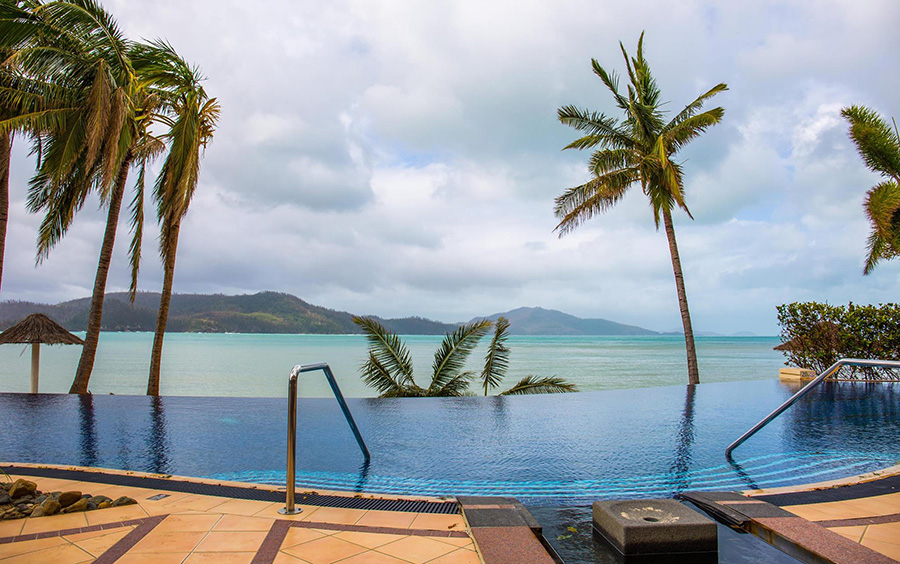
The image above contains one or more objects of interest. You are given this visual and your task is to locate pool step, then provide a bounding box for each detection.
[457,496,562,564]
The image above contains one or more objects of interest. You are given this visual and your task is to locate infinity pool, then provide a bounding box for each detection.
[1,379,897,506]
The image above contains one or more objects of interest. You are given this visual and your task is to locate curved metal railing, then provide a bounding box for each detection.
[280,363,371,515]
[725,358,900,458]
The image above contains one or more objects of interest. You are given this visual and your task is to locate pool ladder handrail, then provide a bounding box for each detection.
[725,358,900,458]
[280,363,371,515]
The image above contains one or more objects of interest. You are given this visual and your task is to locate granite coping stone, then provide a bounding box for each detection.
[593,499,718,556]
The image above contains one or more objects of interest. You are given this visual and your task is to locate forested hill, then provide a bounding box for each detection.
[0,291,457,335]
[479,306,658,335]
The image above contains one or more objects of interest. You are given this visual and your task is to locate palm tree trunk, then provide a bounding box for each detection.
[70,153,133,394]
[662,208,700,385]
[147,217,180,396]
[0,132,11,296]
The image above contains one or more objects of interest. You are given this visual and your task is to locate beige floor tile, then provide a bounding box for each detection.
[116,551,190,564]
[20,512,88,535]
[282,534,367,564]
[0,518,25,539]
[250,502,284,517]
[354,510,416,530]
[862,538,900,561]
[156,495,232,513]
[409,513,464,532]
[862,522,900,544]
[65,526,134,557]
[333,530,406,549]
[337,551,409,564]
[253,504,320,521]
[273,552,312,564]
[154,513,223,533]
[129,530,207,553]
[183,551,256,564]
[212,514,275,532]
[432,536,475,549]
[281,527,329,548]
[210,498,273,517]
[0,536,68,559]
[376,536,457,563]
[297,507,364,526]
[847,498,900,517]
[84,504,149,526]
[827,525,867,544]
[0,542,93,564]
[427,547,482,564]
[194,530,268,552]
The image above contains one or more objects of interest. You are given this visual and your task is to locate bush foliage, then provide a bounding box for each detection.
[776,302,900,373]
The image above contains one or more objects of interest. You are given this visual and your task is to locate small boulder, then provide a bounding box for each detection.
[57,491,82,508]
[41,499,61,516]
[8,479,36,499]
[110,496,137,507]
[88,495,112,505]
[97,501,111,509]
[0,493,10,505]
[30,506,45,518]
[61,498,89,513]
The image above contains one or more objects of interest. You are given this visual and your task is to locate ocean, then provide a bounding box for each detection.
[0,333,784,397]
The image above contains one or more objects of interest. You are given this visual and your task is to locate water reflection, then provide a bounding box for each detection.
[354,460,371,492]
[147,396,170,474]
[669,385,695,494]
[78,394,98,467]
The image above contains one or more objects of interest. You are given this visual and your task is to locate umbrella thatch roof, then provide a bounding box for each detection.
[0,313,84,345]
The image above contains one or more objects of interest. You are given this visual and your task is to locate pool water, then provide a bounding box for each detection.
[1,379,897,506]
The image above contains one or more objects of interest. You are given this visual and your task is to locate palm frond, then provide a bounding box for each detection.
[352,316,416,388]
[500,375,578,395]
[480,317,510,395]
[666,83,728,130]
[428,319,491,395]
[842,106,900,182]
[429,370,476,397]
[553,168,638,236]
[360,352,423,398]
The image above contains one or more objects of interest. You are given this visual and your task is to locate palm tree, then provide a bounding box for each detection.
[0,0,159,393]
[554,33,726,385]
[841,105,900,274]
[133,40,219,396]
[354,316,578,397]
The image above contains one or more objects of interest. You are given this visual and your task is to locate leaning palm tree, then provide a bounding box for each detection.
[134,40,219,396]
[354,316,577,397]
[841,105,900,274]
[554,33,726,385]
[0,0,159,393]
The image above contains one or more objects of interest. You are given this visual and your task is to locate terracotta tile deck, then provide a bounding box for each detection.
[747,467,900,563]
[0,471,478,564]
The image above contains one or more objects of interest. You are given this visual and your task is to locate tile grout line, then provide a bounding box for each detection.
[92,514,168,564]
[0,515,156,545]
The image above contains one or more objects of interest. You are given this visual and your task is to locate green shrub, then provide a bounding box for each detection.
[776,302,900,375]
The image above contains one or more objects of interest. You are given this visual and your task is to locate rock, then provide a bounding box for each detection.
[41,499,61,516]
[86,501,97,511]
[34,494,47,504]
[57,491,82,508]
[111,496,137,507]
[88,495,112,505]
[0,493,10,504]
[30,506,45,518]
[61,498,88,513]
[8,479,36,499]
[97,501,111,509]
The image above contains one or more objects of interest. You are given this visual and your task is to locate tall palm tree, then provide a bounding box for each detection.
[134,40,219,396]
[354,316,577,397]
[0,0,158,393]
[554,33,726,385]
[841,105,900,274]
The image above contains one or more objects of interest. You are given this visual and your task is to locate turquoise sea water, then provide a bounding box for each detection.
[0,333,783,397]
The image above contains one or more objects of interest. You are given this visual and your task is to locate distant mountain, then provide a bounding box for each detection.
[0,292,457,335]
[476,306,657,336]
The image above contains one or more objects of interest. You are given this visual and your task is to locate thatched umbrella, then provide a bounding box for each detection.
[0,313,84,393]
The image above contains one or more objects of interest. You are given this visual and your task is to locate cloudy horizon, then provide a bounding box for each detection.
[2,0,899,335]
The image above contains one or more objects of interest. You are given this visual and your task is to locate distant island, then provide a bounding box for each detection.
[0,291,669,336]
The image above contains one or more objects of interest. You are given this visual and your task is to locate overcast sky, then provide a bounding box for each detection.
[3,0,899,335]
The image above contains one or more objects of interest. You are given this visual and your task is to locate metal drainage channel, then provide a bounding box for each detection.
[1,465,459,515]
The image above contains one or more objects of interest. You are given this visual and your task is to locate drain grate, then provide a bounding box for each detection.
[2,465,459,514]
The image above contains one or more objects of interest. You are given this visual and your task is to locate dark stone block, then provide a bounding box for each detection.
[593,499,718,556]
[465,508,528,528]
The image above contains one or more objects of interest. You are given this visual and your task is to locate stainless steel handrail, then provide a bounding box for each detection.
[280,363,371,515]
[725,358,900,458]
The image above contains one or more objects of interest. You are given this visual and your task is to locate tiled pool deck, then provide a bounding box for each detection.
[3,463,900,563]
[0,466,480,564]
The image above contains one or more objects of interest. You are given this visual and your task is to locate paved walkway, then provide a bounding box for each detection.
[0,471,479,564]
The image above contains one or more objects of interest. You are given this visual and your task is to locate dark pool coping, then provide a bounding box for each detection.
[2,463,459,514]
[750,473,900,506]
